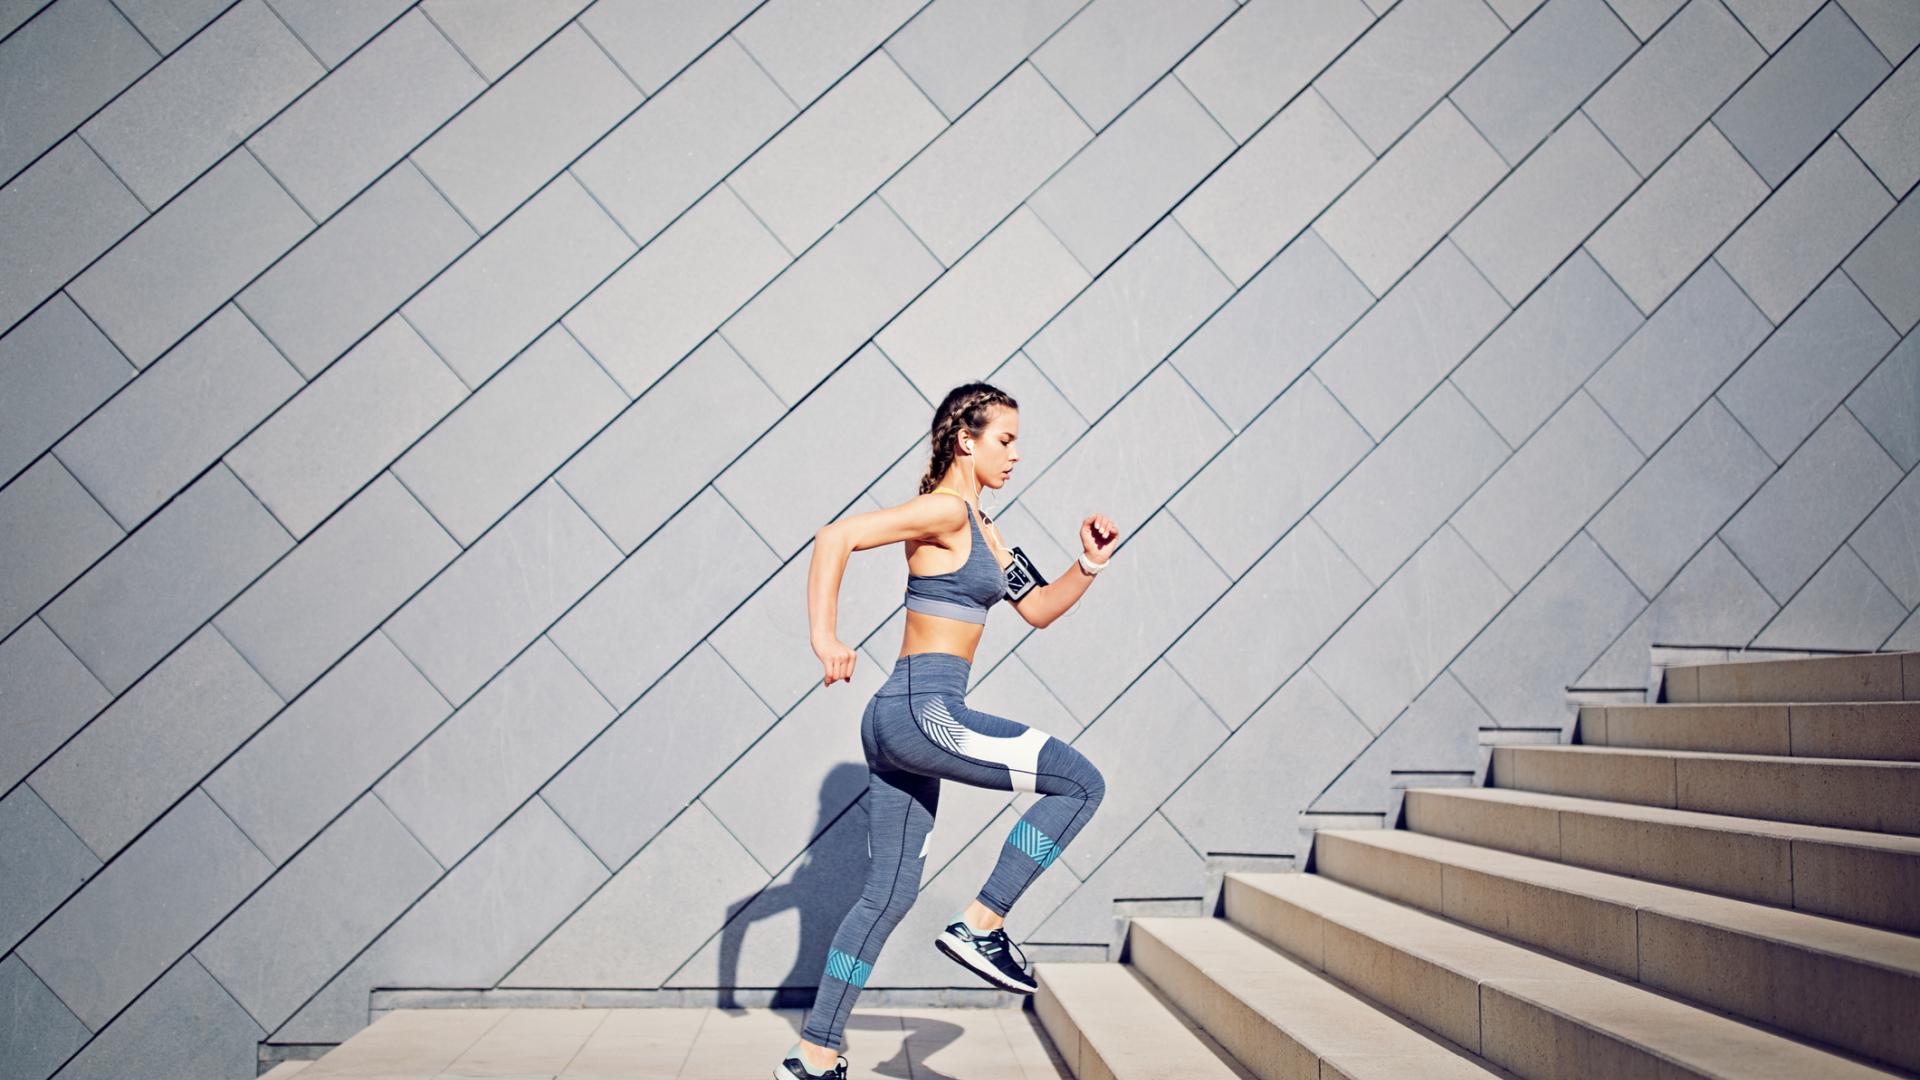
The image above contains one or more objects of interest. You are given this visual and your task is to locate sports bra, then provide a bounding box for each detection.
[903,486,1007,624]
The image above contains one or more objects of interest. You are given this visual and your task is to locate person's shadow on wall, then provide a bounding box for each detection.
[713,763,965,1079]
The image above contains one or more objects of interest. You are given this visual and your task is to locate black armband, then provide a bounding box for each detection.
[1004,545,1047,600]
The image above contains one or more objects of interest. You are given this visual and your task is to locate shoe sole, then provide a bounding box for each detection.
[934,932,1037,995]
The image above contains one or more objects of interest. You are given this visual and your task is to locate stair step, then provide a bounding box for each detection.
[1664,651,1916,705]
[1580,702,1920,761]
[1126,915,1506,1080]
[1491,744,1920,834]
[1223,873,1898,1079]
[1403,787,1920,934]
[1034,960,1247,1079]
[1315,829,1920,1072]
[259,1065,312,1079]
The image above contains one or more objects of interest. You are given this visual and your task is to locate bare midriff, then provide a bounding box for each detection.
[898,609,988,665]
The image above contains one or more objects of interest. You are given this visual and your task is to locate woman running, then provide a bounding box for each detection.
[775,381,1120,1079]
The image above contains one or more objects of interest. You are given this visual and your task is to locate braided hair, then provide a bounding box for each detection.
[919,382,1019,495]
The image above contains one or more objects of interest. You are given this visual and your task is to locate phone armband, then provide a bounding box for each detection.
[1004,545,1047,600]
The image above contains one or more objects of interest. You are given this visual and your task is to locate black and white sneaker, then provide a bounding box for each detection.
[934,919,1038,994]
[773,1048,847,1080]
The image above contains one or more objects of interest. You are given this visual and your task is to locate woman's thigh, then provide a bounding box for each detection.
[873,689,1060,793]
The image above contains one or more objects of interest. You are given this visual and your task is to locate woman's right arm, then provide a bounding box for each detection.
[808,494,966,686]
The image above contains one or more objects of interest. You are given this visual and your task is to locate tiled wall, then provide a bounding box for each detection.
[2,0,1916,1074]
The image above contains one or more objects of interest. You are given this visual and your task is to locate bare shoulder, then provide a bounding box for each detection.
[830,490,966,552]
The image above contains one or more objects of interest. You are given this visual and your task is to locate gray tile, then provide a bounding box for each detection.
[16,788,271,1030]
[193,793,439,1029]
[1316,0,1509,154]
[1850,465,1920,608]
[249,10,484,220]
[1311,381,1512,585]
[1841,41,1919,197]
[0,952,88,1080]
[0,295,133,483]
[1453,113,1640,306]
[385,480,621,706]
[111,0,228,52]
[225,316,466,539]
[1839,0,1920,63]
[1845,194,1920,336]
[28,625,279,861]
[729,52,946,255]
[1588,398,1774,596]
[544,645,775,868]
[0,0,56,37]
[548,487,777,708]
[1015,512,1231,724]
[67,150,312,368]
[1585,123,1769,316]
[1754,545,1908,649]
[419,0,587,80]
[377,637,614,866]
[1585,261,1773,454]
[1584,0,1765,175]
[562,183,785,397]
[0,136,147,335]
[1847,332,1920,469]
[394,325,625,546]
[1722,0,1821,50]
[203,632,450,865]
[1025,219,1232,419]
[560,336,782,554]
[881,0,1086,120]
[1451,0,1639,165]
[1174,0,1375,143]
[1452,250,1644,447]
[1312,671,1487,811]
[733,0,922,106]
[1168,518,1373,727]
[0,457,121,641]
[1315,240,1511,440]
[80,0,322,207]
[1315,100,1509,296]
[1310,524,1512,731]
[413,24,642,233]
[1171,376,1373,579]
[1606,0,1689,39]
[1451,531,1644,726]
[1027,76,1235,273]
[1454,390,1645,591]
[1161,667,1372,854]
[1034,812,1209,943]
[1715,3,1889,187]
[275,797,605,1042]
[571,36,794,246]
[238,161,476,378]
[0,619,109,797]
[214,473,457,699]
[41,465,291,693]
[879,63,1092,266]
[720,196,943,405]
[1030,0,1235,131]
[501,801,763,987]
[1485,0,1549,25]
[45,955,263,1080]
[407,172,637,388]
[1169,229,1374,432]
[1582,537,1777,684]
[1889,604,1920,650]
[876,207,1090,402]
[1721,407,1903,602]
[0,0,155,184]
[1172,88,1374,285]
[264,0,411,67]
[54,306,301,528]
[1719,273,1899,464]
[1717,135,1896,324]
[0,785,98,958]
[580,0,756,93]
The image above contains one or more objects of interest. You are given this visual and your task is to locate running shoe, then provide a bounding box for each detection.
[773,1047,847,1079]
[934,918,1037,994]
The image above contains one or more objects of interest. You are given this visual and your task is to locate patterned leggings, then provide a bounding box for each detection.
[799,650,1106,1050]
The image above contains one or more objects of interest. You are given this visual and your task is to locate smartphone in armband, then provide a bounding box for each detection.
[1003,545,1047,600]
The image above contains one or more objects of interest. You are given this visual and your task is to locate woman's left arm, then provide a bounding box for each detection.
[1006,513,1120,629]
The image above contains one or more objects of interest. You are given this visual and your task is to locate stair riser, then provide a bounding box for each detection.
[1405,791,1920,935]
[1585,703,1920,761]
[1317,833,1920,1072]
[1033,977,1089,1079]
[1665,652,1915,705]
[1127,925,1322,1080]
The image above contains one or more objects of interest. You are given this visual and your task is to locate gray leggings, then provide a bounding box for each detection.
[800,651,1106,1050]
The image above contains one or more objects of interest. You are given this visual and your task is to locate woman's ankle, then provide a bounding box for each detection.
[797,1039,837,1070]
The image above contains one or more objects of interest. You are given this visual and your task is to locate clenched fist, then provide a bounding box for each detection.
[1081,514,1121,563]
[813,635,857,687]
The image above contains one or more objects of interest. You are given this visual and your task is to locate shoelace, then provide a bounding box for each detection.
[981,927,1030,973]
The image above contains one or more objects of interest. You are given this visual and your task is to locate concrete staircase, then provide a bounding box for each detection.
[1034,651,1920,1079]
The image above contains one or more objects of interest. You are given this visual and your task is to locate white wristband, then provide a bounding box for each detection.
[1078,552,1108,575]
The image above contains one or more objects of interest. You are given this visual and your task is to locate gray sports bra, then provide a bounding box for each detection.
[903,488,1007,624]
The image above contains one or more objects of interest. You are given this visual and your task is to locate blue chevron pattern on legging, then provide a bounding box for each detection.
[1007,820,1059,868]
[824,947,872,987]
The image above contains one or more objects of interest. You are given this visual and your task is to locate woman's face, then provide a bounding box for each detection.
[968,407,1020,489]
